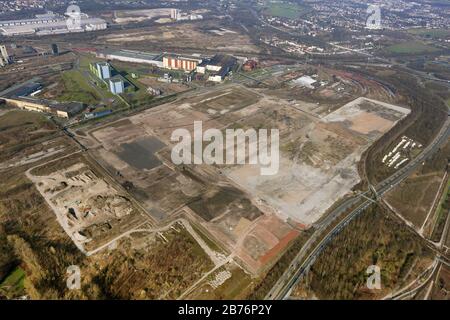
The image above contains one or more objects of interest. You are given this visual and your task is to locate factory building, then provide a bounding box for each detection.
[96,50,164,68]
[163,54,203,72]
[197,54,237,82]
[97,62,111,80]
[0,12,107,36]
[0,80,84,118]
[109,78,125,95]
[90,62,112,80]
[0,12,60,27]
[88,61,129,95]
[1,96,84,118]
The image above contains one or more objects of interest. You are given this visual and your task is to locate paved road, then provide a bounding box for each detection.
[266,117,450,300]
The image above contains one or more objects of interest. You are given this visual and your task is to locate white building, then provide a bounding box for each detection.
[96,62,111,80]
[109,78,124,95]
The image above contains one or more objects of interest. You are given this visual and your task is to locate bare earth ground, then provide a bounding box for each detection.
[385,139,450,234]
[113,9,172,24]
[226,96,410,225]
[0,110,219,299]
[431,264,450,300]
[27,155,147,254]
[96,23,261,53]
[74,84,409,273]
[386,173,444,229]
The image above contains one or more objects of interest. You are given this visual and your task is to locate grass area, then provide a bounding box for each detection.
[0,109,48,131]
[431,178,450,242]
[191,224,226,255]
[386,173,443,228]
[0,110,58,162]
[191,265,253,300]
[219,268,252,299]
[59,70,101,105]
[385,41,440,55]
[264,1,308,19]
[79,55,102,69]
[0,109,49,129]
[407,28,450,39]
[56,54,124,108]
[0,267,26,298]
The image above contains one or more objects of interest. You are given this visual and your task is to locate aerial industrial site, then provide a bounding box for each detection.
[0,0,449,306]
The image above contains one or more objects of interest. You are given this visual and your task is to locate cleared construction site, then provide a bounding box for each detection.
[61,83,411,273]
[226,96,410,225]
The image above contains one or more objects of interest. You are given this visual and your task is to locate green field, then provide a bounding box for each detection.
[59,70,102,105]
[264,1,307,19]
[191,224,226,255]
[58,54,129,108]
[0,267,26,298]
[407,28,450,39]
[386,41,440,55]
[0,109,49,128]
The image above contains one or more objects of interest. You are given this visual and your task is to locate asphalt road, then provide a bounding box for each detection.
[266,117,450,300]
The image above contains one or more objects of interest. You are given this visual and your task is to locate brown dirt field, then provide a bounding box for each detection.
[446,228,450,247]
[96,23,260,53]
[350,112,394,135]
[431,265,450,300]
[386,173,444,228]
[234,214,302,273]
[259,230,300,265]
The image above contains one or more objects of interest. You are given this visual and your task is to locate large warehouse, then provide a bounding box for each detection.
[0,12,107,36]
[163,54,203,72]
[96,49,165,68]
[197,54,238,82]
[0,80,84,118]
